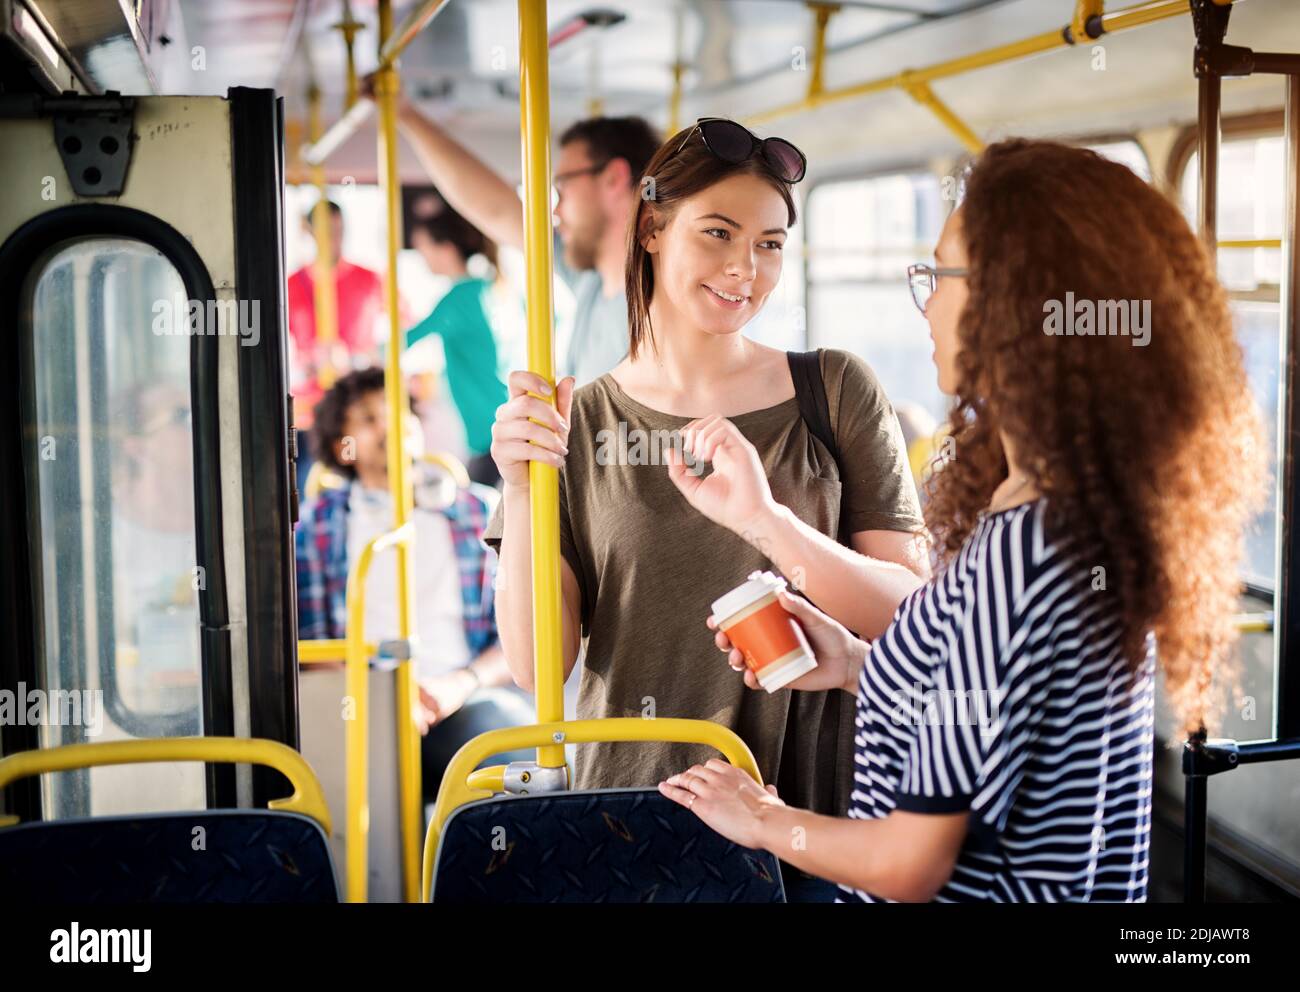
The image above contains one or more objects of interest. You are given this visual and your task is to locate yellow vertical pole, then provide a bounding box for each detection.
[374,0,423,902]
[807,3,838,100]
[668,62,683,134]
[519,0,565,769]
[342,546,371,902]
[336,0,362,111]
[668,7,684,133]
[308,83,339,390]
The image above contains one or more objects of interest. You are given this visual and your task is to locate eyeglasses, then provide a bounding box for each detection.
[552,160,609,192]
[907,262,968,313]
[673,117,807,184]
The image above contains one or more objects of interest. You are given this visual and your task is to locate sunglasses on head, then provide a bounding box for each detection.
[672,117,807,184]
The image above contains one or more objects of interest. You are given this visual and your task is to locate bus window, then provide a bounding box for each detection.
[805,170,946,430]
[1181,134,1284,592]
[21,237,205,817]
[1086,139,1152,181]
[1144,130,1299,878]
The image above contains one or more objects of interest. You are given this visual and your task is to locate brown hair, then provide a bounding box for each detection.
[410,208,498,270]
[625,125,798,359]
[559,116,662,188]
[926,138,1265,737]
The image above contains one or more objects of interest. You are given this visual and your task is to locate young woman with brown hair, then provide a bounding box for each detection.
[485,119,930,901]
[659,138,1265,902]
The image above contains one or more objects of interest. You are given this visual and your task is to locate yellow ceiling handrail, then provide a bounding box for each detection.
[746,0,1231,129]
[379,0,452,67]
[302,0,452,167]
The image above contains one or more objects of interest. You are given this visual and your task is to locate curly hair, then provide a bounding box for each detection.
[309,366,386,477]
[924,139,1266,737]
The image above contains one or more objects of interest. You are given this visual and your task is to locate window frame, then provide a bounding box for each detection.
[803,130,1153,316]
[0,204,232,820]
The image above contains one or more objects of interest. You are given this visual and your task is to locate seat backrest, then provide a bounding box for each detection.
[431,787,786,903]
[0,810,340,903]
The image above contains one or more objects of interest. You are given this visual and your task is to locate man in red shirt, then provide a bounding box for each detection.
[287,199,385,445]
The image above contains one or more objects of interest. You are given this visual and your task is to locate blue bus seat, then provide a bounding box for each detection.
[430,787,786,903]
[0,809,340,903]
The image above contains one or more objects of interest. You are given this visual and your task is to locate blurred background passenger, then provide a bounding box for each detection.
[294,368,533,805]
[287,199,388,480]
[405,210,509,487]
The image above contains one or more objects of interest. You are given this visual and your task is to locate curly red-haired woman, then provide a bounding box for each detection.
[661,139,1264,903]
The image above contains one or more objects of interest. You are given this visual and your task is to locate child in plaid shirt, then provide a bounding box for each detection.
[295,368,532,801]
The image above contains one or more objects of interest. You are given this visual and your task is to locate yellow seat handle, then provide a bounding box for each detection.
[422,718,763,901]
[0,737,332,834]
[421,451,470,489]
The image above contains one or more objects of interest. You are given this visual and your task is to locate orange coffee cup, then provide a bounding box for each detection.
[711,571,817,692]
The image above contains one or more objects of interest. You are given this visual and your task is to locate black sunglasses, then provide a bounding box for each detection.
[673,117,807,184]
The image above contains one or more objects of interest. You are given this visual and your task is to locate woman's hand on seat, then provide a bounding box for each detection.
[490,371,573,490]
[666,415,776,537]
[659,759,783,850]
[711,589,870,695]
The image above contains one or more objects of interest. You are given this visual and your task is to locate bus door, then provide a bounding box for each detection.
[0,89,299,822]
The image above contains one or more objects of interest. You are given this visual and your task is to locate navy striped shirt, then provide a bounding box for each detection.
[840,499,1155,903]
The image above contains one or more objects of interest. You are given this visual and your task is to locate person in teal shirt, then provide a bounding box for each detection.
[407,211,509,486]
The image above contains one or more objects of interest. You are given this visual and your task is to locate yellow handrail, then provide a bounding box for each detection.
[302,461,347,500]
[807,3,838,101]
[307,83,340,391]
[420,718,764,901]
[0,737,332,834]
[379,0,452,66]
[341,520,413,902]
[302,0,452,166]
[298,637,377,665]
[519,0,566,770]
[746,0,1228,129]
[1235,613,1274,634]
[335,0,363,111]
[374,0,424,905]
[422,450,471,489]
[668,5,685,134]
[1218,239,1282,250]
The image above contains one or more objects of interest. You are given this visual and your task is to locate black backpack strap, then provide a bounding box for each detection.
[787,349,840,465]
[782,350,857,828]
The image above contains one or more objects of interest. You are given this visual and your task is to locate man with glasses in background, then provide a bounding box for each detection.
[377,83,660,385]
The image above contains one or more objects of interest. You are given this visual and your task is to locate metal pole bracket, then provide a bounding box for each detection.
[1182,735,1241,778]
[50,92,136,197]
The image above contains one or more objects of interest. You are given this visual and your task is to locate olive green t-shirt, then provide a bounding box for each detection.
[483,348,924,816]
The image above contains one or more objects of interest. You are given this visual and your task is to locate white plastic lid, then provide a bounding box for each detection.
[711,570,787,623]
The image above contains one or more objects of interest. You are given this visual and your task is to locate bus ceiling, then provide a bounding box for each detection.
[12,2,1300,182]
